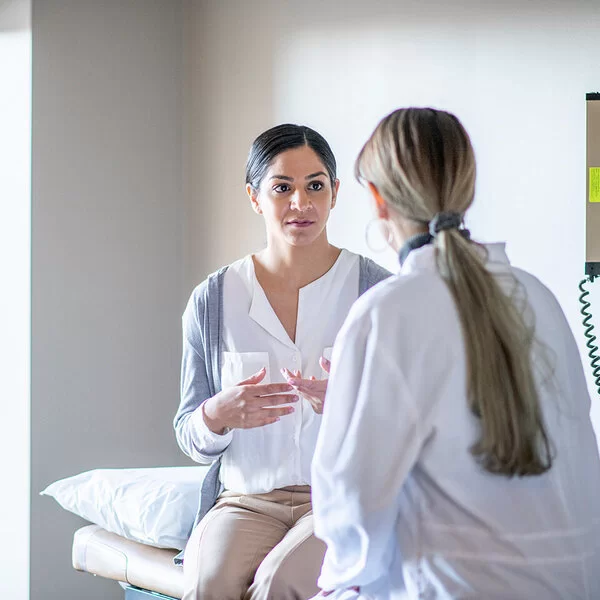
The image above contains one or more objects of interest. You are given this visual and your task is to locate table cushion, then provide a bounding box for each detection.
[72,525,184,599]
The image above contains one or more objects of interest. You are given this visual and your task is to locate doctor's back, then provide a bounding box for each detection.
[363,244,600,597]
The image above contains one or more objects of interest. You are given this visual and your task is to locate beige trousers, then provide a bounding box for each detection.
[182,485,326,600]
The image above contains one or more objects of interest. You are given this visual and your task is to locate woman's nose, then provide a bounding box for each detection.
[291,190,310,211]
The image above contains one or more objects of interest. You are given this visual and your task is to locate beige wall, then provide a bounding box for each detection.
[31,1,186,598]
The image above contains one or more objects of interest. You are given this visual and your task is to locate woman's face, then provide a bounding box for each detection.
[247,145,339,248]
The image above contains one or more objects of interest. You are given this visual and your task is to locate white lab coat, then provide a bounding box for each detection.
[311,243,600,599]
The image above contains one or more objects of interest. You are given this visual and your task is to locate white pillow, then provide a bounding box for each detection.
[41,466,210,550]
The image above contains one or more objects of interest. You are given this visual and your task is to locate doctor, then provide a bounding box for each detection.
[174,123,390,600]
[311,107,600,599]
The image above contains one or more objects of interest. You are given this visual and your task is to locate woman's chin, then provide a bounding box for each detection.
[283,232,324,247]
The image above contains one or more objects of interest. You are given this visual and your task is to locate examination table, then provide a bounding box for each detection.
[72,524,183,599]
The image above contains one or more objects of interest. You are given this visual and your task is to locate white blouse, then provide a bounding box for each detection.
[195,249,360,495]
[312,243,600,599]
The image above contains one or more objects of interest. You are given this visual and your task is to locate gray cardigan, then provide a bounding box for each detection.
[174,255,391,532]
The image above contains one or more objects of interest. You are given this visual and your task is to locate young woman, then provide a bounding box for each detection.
[174,124,390,600]
[311,108,600,599]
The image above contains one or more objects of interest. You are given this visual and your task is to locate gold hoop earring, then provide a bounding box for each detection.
[365,218,392,253]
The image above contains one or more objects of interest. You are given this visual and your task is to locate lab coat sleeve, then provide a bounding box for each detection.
[174,287,233,464]
[311,307,423,591]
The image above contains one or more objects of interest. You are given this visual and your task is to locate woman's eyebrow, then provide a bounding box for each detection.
[306,171,327,180]
[268,171,326,182]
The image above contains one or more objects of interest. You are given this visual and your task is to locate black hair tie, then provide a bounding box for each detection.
[428,212,463,237]
[398,214,471,266]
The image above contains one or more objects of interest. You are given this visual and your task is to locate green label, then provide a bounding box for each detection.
[590,167,600,203]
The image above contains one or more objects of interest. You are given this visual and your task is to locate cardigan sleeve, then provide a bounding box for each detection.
[359,256,392,296]
[173,282,232,464]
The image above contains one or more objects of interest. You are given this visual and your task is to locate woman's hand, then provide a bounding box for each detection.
[282,357,331,415]
[203,368,298,433]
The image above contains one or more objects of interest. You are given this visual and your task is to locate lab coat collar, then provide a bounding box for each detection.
[400,241,511,276]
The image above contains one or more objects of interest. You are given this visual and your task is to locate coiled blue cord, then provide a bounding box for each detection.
[579,277,600,396]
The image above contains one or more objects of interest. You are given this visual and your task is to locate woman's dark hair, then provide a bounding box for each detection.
[245,124,337,191]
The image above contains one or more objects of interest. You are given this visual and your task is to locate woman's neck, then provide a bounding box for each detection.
[254,235,341,291]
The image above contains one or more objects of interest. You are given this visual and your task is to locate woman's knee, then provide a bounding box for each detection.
[247,538,325,600]
[183,502,284,600]
[182,511,247,599]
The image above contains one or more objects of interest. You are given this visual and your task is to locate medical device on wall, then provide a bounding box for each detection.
[579,93,600,396]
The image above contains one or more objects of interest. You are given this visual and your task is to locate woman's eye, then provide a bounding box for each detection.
[273,184,291,193]
[308,181,324,191]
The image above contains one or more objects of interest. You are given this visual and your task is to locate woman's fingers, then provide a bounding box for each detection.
[252,382,294,395]
[287,378,327,394]
[254,393,298,406]
[237,367,267,385]
[241,406,295,429]
[319,356,331,373]
[282,367,303,380]
[260,405,295,418]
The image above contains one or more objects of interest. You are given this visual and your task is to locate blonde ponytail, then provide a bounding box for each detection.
[356,108,552,477]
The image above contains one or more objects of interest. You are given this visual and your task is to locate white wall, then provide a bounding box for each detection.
[31,1,186,598]
[0,0,31,597]
[186,0,600,431]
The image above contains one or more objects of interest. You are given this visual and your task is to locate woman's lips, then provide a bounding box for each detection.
[287,220,314,228]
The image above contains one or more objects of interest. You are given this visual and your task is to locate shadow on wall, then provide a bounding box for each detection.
[184,0,277,288]
[0,0,29,32]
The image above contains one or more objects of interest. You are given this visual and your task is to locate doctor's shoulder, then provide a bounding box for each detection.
[509,266,574,334]
[343,269,439,334]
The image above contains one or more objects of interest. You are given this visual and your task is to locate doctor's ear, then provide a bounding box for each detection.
[246,183,263,215]
[367,182,389,220]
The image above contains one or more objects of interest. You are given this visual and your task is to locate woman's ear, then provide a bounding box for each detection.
[367,182,389,220]
[330,179,340,209]
[246,183,262,215]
